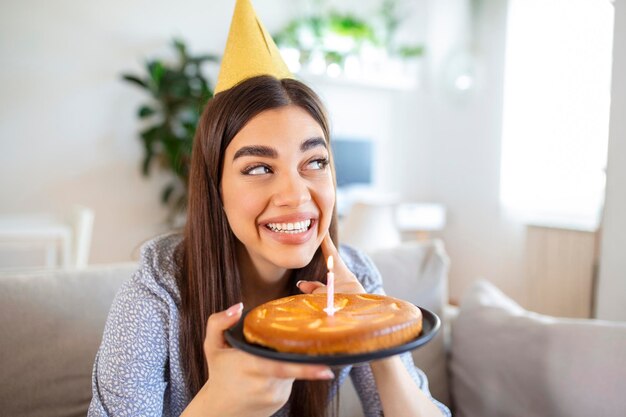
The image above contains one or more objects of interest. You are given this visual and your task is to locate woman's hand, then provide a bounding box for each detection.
[297,234,366,295]
[182,303,335,417]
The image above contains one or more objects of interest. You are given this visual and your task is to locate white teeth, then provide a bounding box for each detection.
[266,219,313,233]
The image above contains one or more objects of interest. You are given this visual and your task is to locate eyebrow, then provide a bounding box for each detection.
[233,145,277,160]
[300,137,327,152]
[232,137,327,160]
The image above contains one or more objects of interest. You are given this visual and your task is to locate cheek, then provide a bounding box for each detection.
[317,179,336,226]
[221,184,266,236]
[240,195,266,223]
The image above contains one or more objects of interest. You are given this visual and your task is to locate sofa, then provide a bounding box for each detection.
[2,240,626,417]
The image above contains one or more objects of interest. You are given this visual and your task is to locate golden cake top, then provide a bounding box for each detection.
[243,293,423,354]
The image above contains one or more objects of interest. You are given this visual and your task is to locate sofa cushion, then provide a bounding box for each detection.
[450,280,626,417]
[0,264,136,417]
[337,240,451,417]
[369,240,450,406]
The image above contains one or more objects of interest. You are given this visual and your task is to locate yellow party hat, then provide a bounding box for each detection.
[215,0,294,94]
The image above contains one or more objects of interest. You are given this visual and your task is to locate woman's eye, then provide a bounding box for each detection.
[243,165,271,176]
[305,158,329,171]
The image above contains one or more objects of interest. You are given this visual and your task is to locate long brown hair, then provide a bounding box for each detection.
[176,75,339,417]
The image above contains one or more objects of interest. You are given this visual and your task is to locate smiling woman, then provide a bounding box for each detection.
[87,0,449,416]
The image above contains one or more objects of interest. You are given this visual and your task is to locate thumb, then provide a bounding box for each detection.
[321,234,349,277]
[204,302,244,352]
[321,233,340,266]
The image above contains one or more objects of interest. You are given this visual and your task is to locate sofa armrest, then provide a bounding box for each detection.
[0,263,137,417]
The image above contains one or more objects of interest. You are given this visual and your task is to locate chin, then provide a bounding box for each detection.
[268,247,317,269]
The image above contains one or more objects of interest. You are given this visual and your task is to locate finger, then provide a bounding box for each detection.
[204,302,244,352]
[272,363,334,381]
[321,233,356,281]
[321,233,351,275]
[320,233,340,263]
[320,234,366,294]
[296,280,326,294]
[253,357,335,380]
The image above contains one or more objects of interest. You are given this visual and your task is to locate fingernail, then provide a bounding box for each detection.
[316,369,334,379]
[296,280,305,288]
[226,302,243,317]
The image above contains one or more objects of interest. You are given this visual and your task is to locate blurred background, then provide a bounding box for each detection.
[1,0,624,321]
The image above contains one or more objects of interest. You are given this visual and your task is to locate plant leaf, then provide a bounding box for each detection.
[148,60,166,91]
[138,105,156,118]
[188,54,220,64]
[121,74,148,89]
[141,151,153,176]
[173,38,187,60]
[161,183,175,203]
[397,44,425,58]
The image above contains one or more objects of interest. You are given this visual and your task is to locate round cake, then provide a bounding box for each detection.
[243,293,422,355]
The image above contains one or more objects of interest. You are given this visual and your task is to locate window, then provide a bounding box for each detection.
[500,0,614,230]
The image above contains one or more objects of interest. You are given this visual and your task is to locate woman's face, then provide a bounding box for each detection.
[220,104,335,275]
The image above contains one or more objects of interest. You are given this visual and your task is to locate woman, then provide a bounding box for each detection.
[88,75,450,417]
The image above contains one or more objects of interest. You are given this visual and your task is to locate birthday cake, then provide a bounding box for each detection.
[243,293,422,355]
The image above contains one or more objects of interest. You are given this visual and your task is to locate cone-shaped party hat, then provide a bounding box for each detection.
[214,0,294,94]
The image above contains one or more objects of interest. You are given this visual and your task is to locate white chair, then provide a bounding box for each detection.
[0,205,94,269]
[65,205,94,268]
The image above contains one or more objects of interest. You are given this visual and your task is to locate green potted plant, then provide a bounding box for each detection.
[272,0,424,74]
[122,39,218,224]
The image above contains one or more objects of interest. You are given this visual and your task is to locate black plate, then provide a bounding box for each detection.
[224,306,440,366]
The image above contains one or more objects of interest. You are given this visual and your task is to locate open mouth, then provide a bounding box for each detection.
[265,219,314,234]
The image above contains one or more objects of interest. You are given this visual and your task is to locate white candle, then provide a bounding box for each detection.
[325,255,335,316]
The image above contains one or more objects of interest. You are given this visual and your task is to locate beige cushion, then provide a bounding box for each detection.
[369,240,450,406]
[338,240,451,417]
[450,280,626,417]
[0,264,136,417]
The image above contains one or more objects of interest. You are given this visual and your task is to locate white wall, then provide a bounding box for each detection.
[0,0,297,263]
[596,0,626,321]
[415,0,529,302]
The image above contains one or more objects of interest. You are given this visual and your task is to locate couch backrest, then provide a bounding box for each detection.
[368,239,449,318]
[451,280,626,417]
[369,239,451,406]
[0,263,136,417]
[337,239,451,417]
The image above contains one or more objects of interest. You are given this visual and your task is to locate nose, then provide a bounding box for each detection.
[271,170,311,207]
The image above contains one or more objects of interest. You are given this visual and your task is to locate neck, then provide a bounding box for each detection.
[237,244,292,308]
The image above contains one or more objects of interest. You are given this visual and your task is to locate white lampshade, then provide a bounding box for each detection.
[340,201,401,253]
[395,203,446,232]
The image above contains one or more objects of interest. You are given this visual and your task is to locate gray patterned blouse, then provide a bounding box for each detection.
[88,233,450,416]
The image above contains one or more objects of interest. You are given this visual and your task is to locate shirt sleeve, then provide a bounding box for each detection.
[88,252,171,416]
[340,245,451,417]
